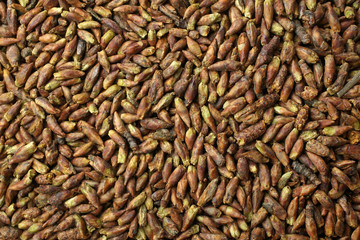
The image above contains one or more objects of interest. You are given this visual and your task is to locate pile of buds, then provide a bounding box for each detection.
[1,0,360,239]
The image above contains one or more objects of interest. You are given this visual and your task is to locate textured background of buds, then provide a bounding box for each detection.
[1,0,360,239]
